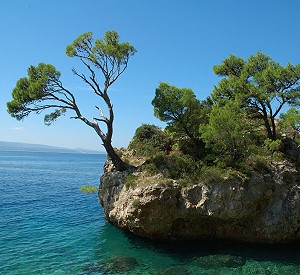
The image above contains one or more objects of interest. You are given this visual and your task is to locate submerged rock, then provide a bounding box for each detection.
[102,256,139,273]
[81,261,104,274]
[99,160,300,244]
[81,256,139,274]
[156,266,189,274]
[192,254,246,269]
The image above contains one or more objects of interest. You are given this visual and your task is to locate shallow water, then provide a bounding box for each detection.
[0,151,299,274]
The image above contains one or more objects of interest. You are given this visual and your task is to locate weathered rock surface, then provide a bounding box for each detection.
[99,160,300,243]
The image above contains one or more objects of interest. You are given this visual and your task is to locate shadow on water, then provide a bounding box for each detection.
[83,222,300,274]
[100,223,300,264]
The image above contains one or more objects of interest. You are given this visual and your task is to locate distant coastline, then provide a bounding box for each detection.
[0,141,105,154]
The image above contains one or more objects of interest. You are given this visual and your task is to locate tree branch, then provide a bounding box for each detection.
[80,58,103,96]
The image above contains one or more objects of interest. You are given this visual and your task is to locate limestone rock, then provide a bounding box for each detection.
[99,161,300,243]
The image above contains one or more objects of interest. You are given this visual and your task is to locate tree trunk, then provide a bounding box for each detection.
[261,113,274,140]
[102,140,135,172]
[270,116,277,140]
[91,122,134,172]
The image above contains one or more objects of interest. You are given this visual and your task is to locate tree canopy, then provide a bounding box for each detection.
[151,82,210,145]
[200,100,253,165]
[128,124,171,156]
[7,30,136,171]
[212,52,300,140]
[280,107,300,139]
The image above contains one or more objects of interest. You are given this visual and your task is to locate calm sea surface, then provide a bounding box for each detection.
[0,151,299,274]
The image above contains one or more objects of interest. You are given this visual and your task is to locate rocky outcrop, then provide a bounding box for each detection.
[99,160,300,243]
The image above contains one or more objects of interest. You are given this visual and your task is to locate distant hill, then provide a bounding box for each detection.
[0,141,104,154]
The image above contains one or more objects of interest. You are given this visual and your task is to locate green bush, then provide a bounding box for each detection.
[176,138,206,159]
[247,154,272,174]
[125,174,139,190]
[264,138,282,153]
[79,184,98,194]
[200,100,254,166]
[142,153,200,181]
[128,124,171,157]
[199,165,243,184]
[141,161,160,176]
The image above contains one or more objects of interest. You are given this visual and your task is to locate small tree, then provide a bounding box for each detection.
[7,31,136,171]
[213,52,300,140]
[152,82,210,147]
[200,100,253,165]
[280,107,300,139]
[128,124,171,156]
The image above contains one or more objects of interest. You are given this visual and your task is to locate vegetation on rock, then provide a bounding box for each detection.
[79,184,98,194]
[97,53,300,244]
[212,52,300,141]
[128,124,171,157]
[8,38,300,177]
[122,52,300,188]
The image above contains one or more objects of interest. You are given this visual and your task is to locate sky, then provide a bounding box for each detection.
[1,0,300,151]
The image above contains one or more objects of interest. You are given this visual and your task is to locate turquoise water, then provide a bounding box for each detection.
[0,151,299,274]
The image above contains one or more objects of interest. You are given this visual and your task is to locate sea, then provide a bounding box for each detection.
[0,150,299,274]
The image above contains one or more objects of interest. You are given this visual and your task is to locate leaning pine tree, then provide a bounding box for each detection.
[212,52,300,140]
[7,31,136,171]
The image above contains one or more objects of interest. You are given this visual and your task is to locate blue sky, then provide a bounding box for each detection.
[1,0,300,151]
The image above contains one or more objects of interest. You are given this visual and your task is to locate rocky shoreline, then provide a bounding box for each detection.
[99,160,300,244]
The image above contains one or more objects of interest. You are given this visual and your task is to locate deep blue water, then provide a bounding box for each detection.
[0,151,299,274]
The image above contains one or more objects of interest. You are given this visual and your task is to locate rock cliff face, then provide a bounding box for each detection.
[99,160,300,243]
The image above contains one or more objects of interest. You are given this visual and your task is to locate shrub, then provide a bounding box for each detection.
[247,154,272,174]
[199,165,244,184]
[176,137,206,159]
[125,174,139,189]
[128,124,171,157]
[200,100,254,166]
[264,138,282,153]
[142,153,200,181]
[141,161,160,176]
[79,184,98,194]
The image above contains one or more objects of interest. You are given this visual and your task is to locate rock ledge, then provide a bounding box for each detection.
[99,161,300,243]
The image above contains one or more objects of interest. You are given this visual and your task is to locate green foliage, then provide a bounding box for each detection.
[272,152,285,162]
[93,31,136,64]
[200,100,253,166]
[264,138,282,153]
[199,165,243,184]
[44,108,66,126]
[261,139,285,162]
[128,52,300,185]
[280,107,300,139]
[128,124,171,156]
[175,138,206,159]
[213,54,245,77]
[212,52,300,140]
[66,32,93,57]
[142,153,200,181]
[7,30,136,126]
[152,82,210,146]
[125,174,139,190]
[247,154,272,174]
[7,30,136,171]
[79,184,98,194]
[66,30,136,82]
[141,162,159,175]
[152,82,198,123]
[7,63,61,120]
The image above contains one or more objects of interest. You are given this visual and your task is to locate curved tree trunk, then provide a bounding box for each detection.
[261,111,275,140]
[263,117,277,140]
[102,140,134,171]
[270,116,277,140]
